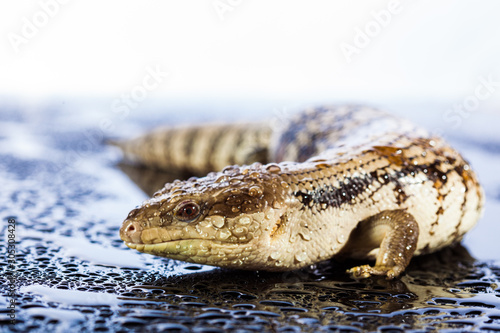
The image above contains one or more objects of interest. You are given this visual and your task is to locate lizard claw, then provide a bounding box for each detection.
[347,264,403,280]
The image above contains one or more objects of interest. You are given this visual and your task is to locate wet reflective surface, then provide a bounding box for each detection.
[1,101,500,332]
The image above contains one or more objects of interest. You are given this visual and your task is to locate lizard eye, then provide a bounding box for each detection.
[174,201,201,222]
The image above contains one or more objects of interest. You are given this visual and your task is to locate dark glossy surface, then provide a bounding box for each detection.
[1,102,499,332]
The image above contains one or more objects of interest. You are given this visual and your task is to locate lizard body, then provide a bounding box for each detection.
[117,106,484,278]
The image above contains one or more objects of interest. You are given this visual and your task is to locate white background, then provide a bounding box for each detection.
[1,0,499,105]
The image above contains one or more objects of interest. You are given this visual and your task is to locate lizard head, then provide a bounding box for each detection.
[120,162,298,270]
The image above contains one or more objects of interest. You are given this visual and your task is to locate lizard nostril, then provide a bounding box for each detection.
[120,220,143,244]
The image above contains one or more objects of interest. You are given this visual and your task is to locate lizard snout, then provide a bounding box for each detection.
[120,219,143,244]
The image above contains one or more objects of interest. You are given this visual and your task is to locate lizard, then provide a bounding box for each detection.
[115,105,484,279]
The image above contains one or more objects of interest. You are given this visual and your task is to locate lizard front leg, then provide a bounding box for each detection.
[345,210,419,279]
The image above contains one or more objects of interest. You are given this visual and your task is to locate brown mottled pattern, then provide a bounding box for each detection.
[116,106,484,279]
[113,123,271,175]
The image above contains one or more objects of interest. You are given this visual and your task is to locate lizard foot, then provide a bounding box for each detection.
[347,264,404,280]
[342,210,419,280]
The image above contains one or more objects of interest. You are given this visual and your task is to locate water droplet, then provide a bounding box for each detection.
[270,251,280,260]
[337,234,346,244]
[229,179,241,185]
[232,227,248,237]
[216,229,231,240]
[211,216,225,229]
[223,165,239,174]
[266,164,281,173]
[248,186,263,197]
[238,216,251,225]
[215,175,229,183]
[299,232,311,241]
[295,252,307,262]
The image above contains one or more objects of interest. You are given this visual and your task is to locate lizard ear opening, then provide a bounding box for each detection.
[270,212,288,238]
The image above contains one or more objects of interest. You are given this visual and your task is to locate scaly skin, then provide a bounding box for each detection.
[117,106,484,278]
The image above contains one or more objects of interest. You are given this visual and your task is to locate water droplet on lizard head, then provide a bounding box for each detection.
[215,175,228,183]
[248,186,263,197]
[222,165,239,174]
[210,215,225,229]
[229,179,241,185]
[232,227,248,237]
[216,229,231,240]
[238,216,251,225]
[272,200,282,209]
[266,164,281,173]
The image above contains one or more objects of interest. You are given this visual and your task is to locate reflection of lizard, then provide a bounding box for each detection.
[115,106,484,279]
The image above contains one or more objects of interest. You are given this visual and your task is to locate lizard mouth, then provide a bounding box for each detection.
[124,239,239,263]
[125,239,203,254]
